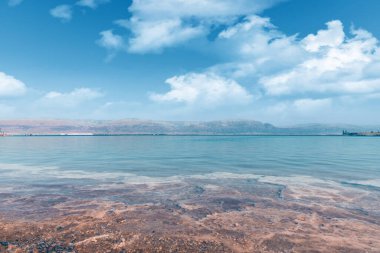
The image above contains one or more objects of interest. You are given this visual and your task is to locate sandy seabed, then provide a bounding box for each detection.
[0,174,379,253]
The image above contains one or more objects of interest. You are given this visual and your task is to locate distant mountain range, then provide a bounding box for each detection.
[0,119,379,135]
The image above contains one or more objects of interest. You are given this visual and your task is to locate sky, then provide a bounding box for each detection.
[1,0,380,125]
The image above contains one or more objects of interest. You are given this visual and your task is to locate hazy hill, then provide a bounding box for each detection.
[0,119,378,135]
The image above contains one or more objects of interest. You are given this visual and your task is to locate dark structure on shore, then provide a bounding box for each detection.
[343,130,380,136]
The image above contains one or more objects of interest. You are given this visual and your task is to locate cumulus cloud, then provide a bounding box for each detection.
[260,21,380,96]
[150,72,252,106]
[42,88,103,107]
[77,0,110,9]
[50,5,73,22]
[145,15,380,118]
[302,20,345,52]
[107,0,283,53]
[213,15,305,78]
[196,16,380,99]
[42,0,380,122]
[0,72,27,97]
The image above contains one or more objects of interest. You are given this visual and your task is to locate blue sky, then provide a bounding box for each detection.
[1,0,380,125]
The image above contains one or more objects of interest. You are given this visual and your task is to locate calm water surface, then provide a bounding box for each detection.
[0,136,379,183]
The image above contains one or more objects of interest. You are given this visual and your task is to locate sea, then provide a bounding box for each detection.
[0,135,379,187]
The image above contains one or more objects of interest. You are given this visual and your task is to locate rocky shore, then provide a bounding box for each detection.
[0,176,379,252]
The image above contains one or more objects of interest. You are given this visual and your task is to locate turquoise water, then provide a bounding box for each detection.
[0,135,379,183]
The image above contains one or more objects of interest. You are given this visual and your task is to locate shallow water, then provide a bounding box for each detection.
[1,136,380,252]
[0,136,379,182]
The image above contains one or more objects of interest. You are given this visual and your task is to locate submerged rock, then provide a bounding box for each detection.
[0,241,9,247]
[193,186,205,195]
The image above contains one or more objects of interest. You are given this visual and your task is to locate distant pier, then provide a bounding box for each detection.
[343,130,380,136]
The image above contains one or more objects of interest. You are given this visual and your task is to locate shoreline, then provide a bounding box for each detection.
[0,134,365,137]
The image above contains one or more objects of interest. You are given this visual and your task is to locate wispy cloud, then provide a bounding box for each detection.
[50,5,73,22]
[8,0,23,7]
[41,88,103,108]
[293,98,332,112]
[76,0,110,9]
[97,30,127,60]
[49,1,111,22]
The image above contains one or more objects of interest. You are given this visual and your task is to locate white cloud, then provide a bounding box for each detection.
[97,30,127,60]
[133,10,380,122]
[211,16,380,99]
[50,5,73,22]
[110,0,283,53]
[77,0,110,9]
[150,72,252,106]
[210,15,306,81]
[41,0,380,122]
[302,20,345,52]
[218,15,275,39]
[49,1,110,22]
[97,30,125,50]
[0,72,27,97]
[127,18,205,53]
[8,0,23,6]
[260,21,380,96]
[114,19,129,29]
[42,88,103,107]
